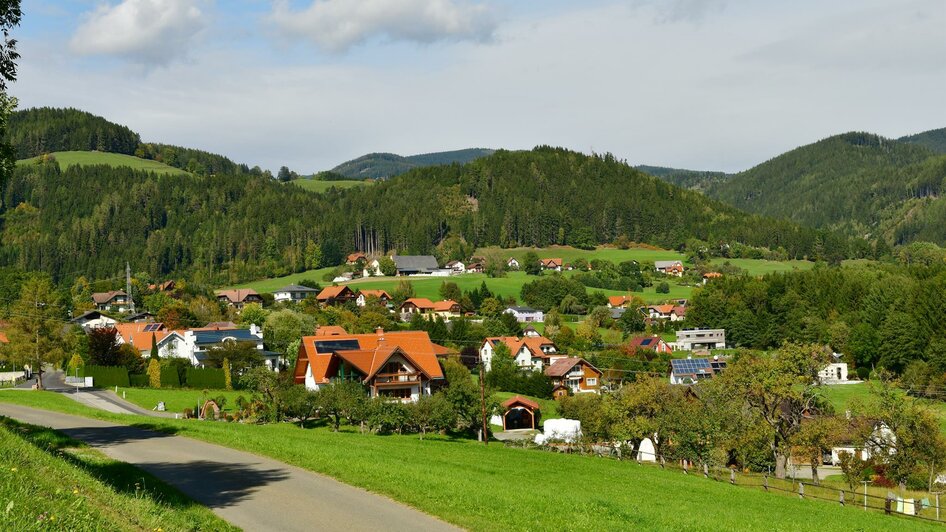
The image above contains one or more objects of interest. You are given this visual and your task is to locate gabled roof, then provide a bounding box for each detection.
[544,357,601,377]
[671,306,686,316]
[432,300,460,312]
[70,310,115,323]
[92,290,126,304]
[506,306,539,313]
[347,252,366,262]
[275,284,319,294]
[358,289,391,299]
[628,336,668,350]
[540,258,563,267]
[316,285,355,301]
[315,325,348,336]
[392,255,439,272]
[608,295,633,307]
[703,272,723,278]
[654,260,683,269]
[214,289,261,304]
[114,322,170,350]
[648,304,675,315]
[485,335,557,359]
[502,395,540,411]
[298,330,445,384]
[402,298,435,310]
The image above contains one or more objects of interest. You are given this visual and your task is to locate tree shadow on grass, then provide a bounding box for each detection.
[1,417,289,510]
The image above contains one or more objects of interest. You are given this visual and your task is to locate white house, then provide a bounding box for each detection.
[179,325,281,370]
[69,310,118,331]
[504,306,544,323]
[362,259,382,277]
[445,260,466,274]
[818,362,851,384]
[674,328,726,351]
[273,284,320,303]
[507,257,520,270]
[480,336,560,372]
[654,260,684,277]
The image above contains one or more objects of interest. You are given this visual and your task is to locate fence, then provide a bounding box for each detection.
[517,440,945,525]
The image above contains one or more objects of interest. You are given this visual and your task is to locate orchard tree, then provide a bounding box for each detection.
[5,276,63,388]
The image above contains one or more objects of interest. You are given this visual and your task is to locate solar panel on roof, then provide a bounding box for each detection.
[143,323,161,332]
[641,338,653,346]
[314,339,361,353]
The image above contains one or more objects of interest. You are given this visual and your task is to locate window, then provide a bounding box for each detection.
[586,378,597,386]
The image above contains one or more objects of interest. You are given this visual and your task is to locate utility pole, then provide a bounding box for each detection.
[479,361,488,446]
[34,296,42,390]
[126,262,135,314]
[862,480,869,511]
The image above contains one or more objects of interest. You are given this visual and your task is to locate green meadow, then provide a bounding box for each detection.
[0,391,931,531]
[17,150,188,175]
[292,178,370,193]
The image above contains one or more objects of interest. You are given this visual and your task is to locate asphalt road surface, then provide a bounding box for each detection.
[0,403,461,532]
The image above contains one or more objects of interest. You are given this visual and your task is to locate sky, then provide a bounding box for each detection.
[14,0,946,173]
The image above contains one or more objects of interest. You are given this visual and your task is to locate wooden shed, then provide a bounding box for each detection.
[501,396,541,430]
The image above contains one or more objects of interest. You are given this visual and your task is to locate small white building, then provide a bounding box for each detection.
[273,284,319,303]
[818,362,850,384]
[445,260,466,274]
[507,257,520,270]
[504,306,544,323]
[674,328,726,351]
[69,310,118,331]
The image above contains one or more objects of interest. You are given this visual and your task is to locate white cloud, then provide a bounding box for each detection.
[269,0,498,52]
[70,0,207,65]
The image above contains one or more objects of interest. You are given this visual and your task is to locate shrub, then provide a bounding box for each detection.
[656,282,671,294]
[183,407,193,419]
[79,365,130,388]
[856,367,870,380]
[128,374,149,387]
[185,367,226,389]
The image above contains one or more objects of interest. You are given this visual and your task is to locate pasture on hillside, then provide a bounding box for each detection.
[16,150,188,175]
[0,392,933,532]
[292,178,370,193]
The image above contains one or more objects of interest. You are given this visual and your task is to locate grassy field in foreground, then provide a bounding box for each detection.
[16,150,188,175]
[0,391,934,531]
[116,387,250,415]
[0,416,234,531]
[292,179,369,193]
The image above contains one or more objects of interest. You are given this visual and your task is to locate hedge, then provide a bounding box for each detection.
[185,367,226,389]
[160,366,181,388]
[79,366,129,388]
[129,374,149,387]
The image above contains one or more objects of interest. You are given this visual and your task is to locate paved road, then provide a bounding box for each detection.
[0,403,461,532]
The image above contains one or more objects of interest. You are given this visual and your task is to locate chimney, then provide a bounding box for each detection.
[375,327,384,336]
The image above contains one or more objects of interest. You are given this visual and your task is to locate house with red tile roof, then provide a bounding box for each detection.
[346,252,367,265]
[114,322,186,358]
[627,335,673,354]
[545,358,602,398]
[479,335,561,371]
[294,329,445,402]
[702,272,722,284]
[214,289,263,309]
[539,258,563,271]
[356,289,392,307]
[607,295,635,308]
[654,260,685,277]
[315,285,357,306]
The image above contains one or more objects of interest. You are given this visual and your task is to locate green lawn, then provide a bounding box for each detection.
[821,382,946,436]
[292,179,370,193]
[227,266,336,292]
[117,387,250,415]
[0,391,934,531]
[708,258,816,276]
[476,245,686,265]
[16,150,188,175]
[0,416,233,531]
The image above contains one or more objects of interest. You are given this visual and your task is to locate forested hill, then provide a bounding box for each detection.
[329,148,494,179]
[899,127,946,154]
[8,107,140,159]
[7,107,249,176]
[706,132,946,245]
[1,147,848,285]
[636,165,731,191]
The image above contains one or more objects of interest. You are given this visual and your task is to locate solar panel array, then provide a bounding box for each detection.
[143,323,162,332]
[670,358,712,375]
[641,338,653,346]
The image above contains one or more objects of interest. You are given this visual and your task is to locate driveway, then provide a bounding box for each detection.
[0,403,461,532]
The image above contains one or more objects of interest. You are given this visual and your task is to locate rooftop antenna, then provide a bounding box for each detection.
[126,262,135,314]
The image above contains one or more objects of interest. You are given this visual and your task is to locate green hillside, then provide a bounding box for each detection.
[330,148,494,179]
[707,132,946,244]
[17,150,188,175]
[636,164,731,191]
[900,126,946,154]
